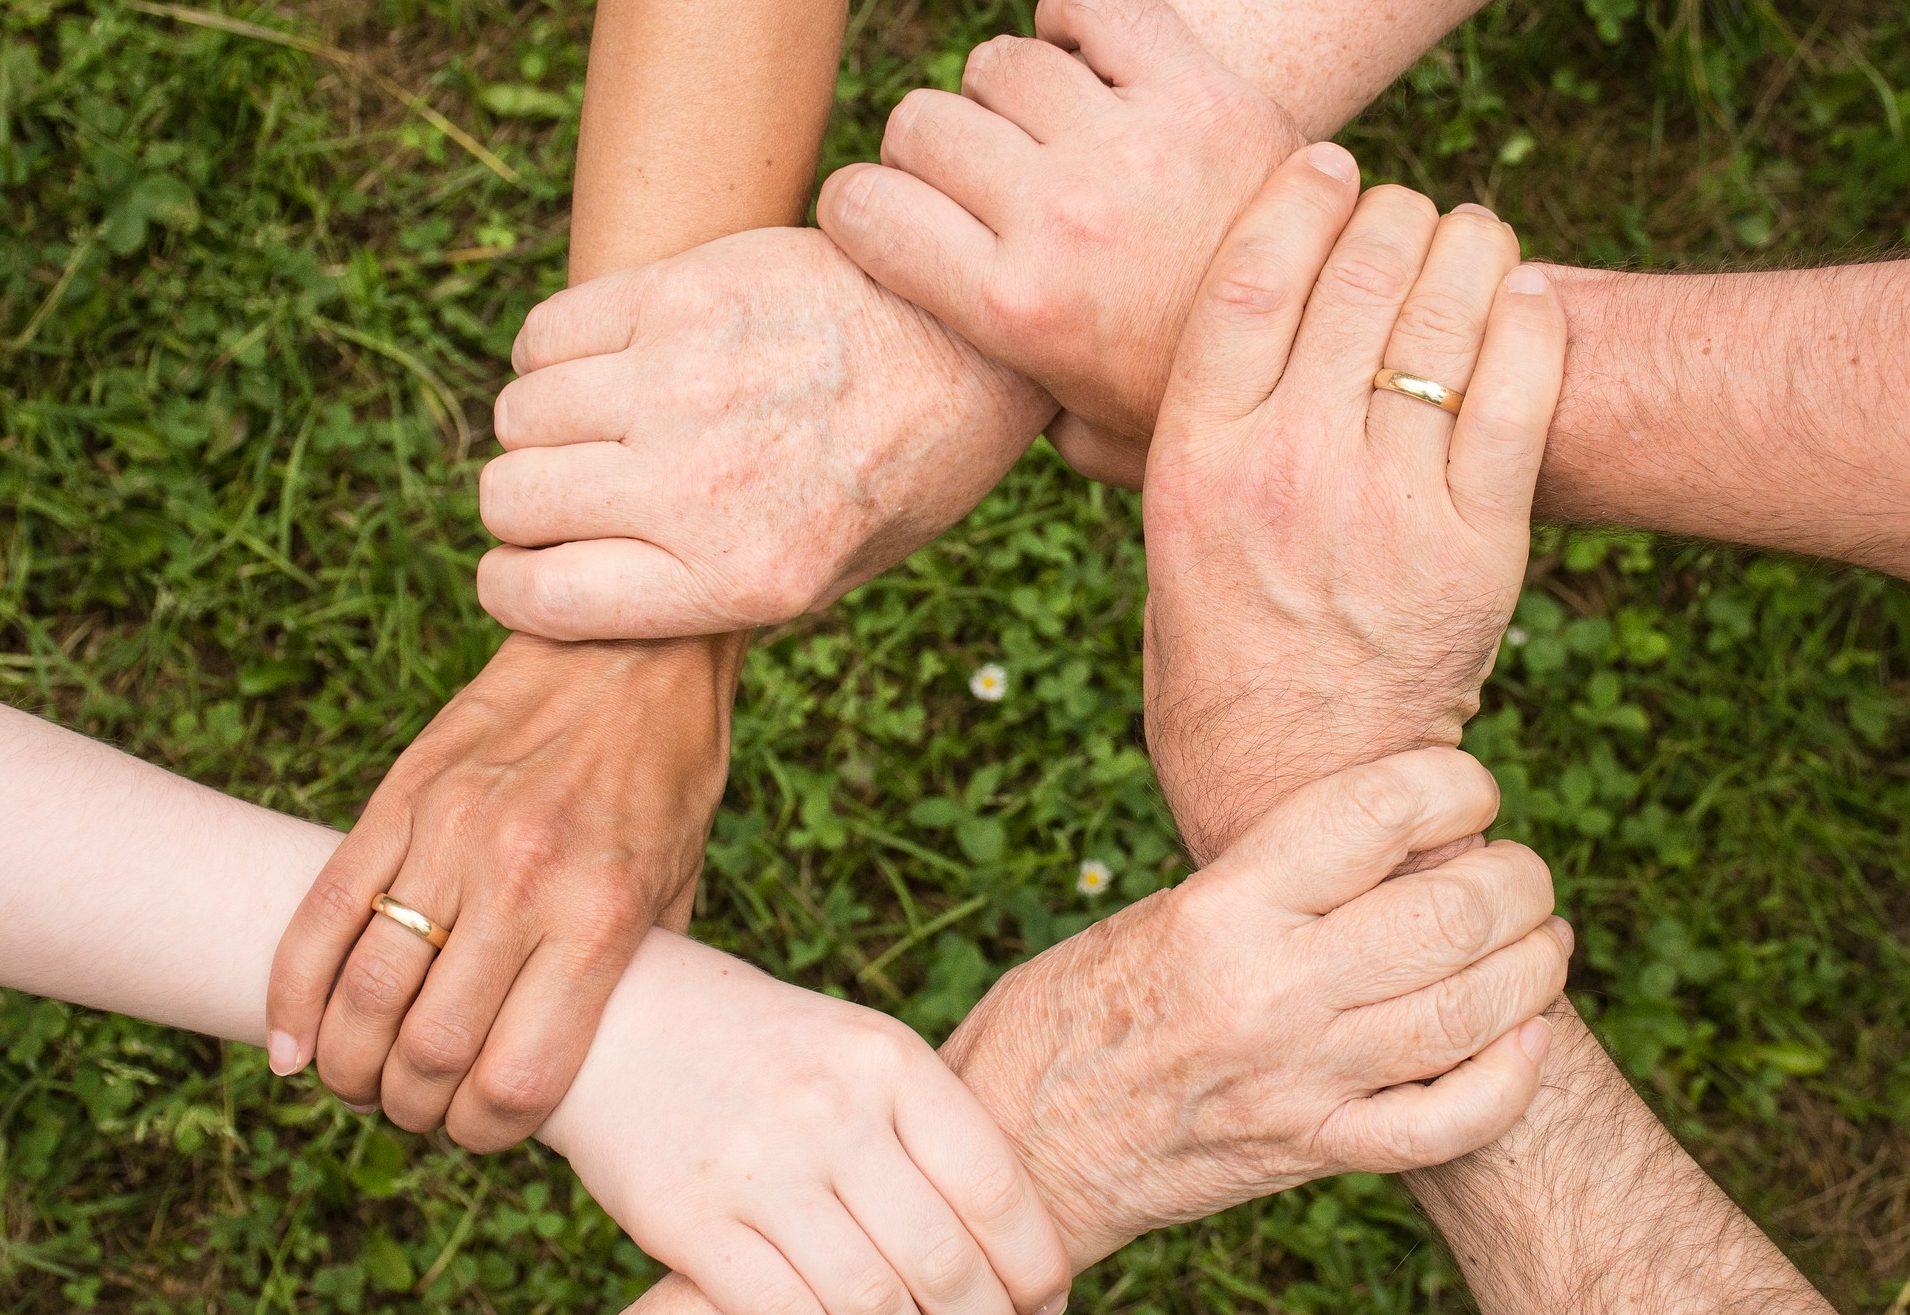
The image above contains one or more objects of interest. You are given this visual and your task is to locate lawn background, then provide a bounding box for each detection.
[3,0,1908,1310]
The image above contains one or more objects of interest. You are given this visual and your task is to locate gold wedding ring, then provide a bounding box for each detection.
[370,893,451,950]
[1374,368,1464,416]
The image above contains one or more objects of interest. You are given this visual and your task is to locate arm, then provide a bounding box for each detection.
[0,703,1072,1315]
[818,0,1910,578]
[0,704,1562,1314]
[264,0,848,1152]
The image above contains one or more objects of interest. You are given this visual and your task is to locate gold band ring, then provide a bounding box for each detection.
[1374,368,1464,416]
[370,893,451,949]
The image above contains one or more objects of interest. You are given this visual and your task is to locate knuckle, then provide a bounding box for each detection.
[512,300,556,371]
[885,88,935,148]
[962,34,1019,89]
[1370,183,1440,226]
[1394,290,1479,345]
[397,1014,482,1082]
[756,1285,816,1315]
[1427,979,1486,1056]
[961,1152,1028,1225]
[982,273,1062,337]
[1321,240,1415,306]
[843,1272,908,1315]
[472,1058,564,1123]
[340,950,414,1018]
[1340,761,1420,835]
[916,1232,983,1298]
[305,872,371,931]
[488,812,567,888]
[1205,239,1301,319]
[1040,184,1118,248]
[1424,874,1495,960]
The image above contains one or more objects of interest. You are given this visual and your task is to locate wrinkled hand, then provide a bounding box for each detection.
[266,634,735,1151]
[476,227,1054,640]
[819,0,1302,488]
[621,750,1568,1314]
[543,932,1071,1315]
[1140,149,1567,862]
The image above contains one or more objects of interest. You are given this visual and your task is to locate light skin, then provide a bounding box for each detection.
[815,0,1910,578]
[0,707,1559,1314]
[265,0,846,1153]
[478,0,1910,641]
[611,158,1572,1315]
[895,15,1827,1309]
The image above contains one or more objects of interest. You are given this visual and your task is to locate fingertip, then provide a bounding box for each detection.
[1517,1016,1553,1064]
[816,162,885,237]
[1300,141,1358,184]
[1501,263,1549,296]
[266,1028,307,1077]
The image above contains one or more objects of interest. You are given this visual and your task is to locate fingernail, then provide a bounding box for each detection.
[1452,202,1499,221]
[1546,915,1575,956]
[1518,1017,1553,1063]
[1302,141,1358,183]
[1503,264,1549,295]
[343,1101,379,1116]
[266,1029,304,1077]
[1034,1297,1068,1315]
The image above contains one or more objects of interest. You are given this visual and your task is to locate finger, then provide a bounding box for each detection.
[960,33,1113,140]
[1354,917,1573,1085]
[1283,184,1441,431]
[882,88,1038,227]
[837,1145,1015,1315]
[1034,0,1207,90]
[1313,840,1555,1008]
[895,1072,1072,1315]
[1046,411,1144,490]
[1198,748,1502,917]
[313,866,460,1109]
[668,1222,825,1315]
[1326,1018,1553,1173]
[476,541,723,641]
[478,443,645,547]
[755,1194,921,1315]
[445,936,628,1153]
[493,354,636,451]
[1154,142,1362,431]
[1368,204,1521,479]
[267,802,411,1076]
[817,163,998,341]
[377,908,528,1134]
[1446,264,1566,534]
[511,266,657,373]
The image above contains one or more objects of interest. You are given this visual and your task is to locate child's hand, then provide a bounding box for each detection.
[541,935,1071,1315]
[818,0,1301,484]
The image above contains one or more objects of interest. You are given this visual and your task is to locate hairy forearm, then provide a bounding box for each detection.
[1407,1003,1831,1314]
[1536,262,1910,576]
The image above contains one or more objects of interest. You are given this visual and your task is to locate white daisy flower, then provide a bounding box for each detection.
[969,663,1008,703]
[1077,859,1112,896]
[1504,625,1530,648]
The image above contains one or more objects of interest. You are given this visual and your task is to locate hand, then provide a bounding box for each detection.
[475,227,1056,640]
[1139,150,1567,862]
[266,633,736,1151]
[817,0,1301,487]
[617,750,1568,1314]
[542,932,1072,1315]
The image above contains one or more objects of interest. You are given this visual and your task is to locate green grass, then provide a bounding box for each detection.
[3,0,1908,1310]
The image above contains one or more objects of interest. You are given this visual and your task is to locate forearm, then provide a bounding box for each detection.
[1165,0,1486,140]
[570,0,845,281]
[1535,262,1910,577]
[528,0,851,820]
[1407,1003,1831,1314]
